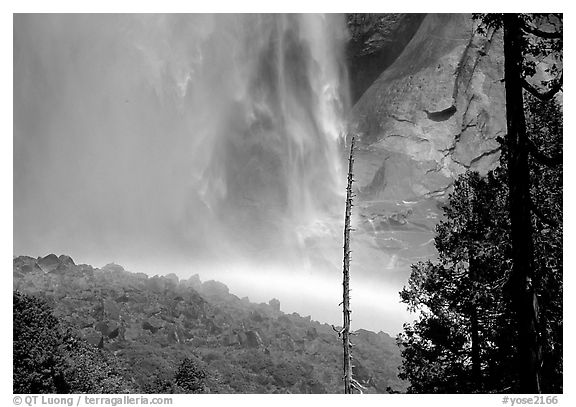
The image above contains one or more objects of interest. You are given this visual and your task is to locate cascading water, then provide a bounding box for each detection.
[14,13,357,317]
[15,13,421,332]
[188,14,350,262]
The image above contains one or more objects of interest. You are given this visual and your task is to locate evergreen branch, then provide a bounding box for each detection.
[530,200,559,228]
[527,138,562,167]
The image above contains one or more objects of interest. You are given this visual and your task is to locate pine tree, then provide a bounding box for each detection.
[398,170,512,393]
[473,13,562,393]
[397,93,562,393]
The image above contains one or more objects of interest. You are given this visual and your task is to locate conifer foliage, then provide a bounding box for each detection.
[397,93,562,393]
[13,291,133,393]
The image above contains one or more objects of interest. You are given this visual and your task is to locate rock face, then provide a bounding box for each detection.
[346,14,427,103]
[343,14,507,289]
[350,13,505,201]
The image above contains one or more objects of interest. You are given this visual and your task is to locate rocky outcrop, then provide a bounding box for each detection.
[13,256,43,277]
[37,253,61,273]
[58,254,75,268]
[101,263,125,273]
[198,280,230,300]
[15,253,77,276]
[182,274,202,291]
[268,298,281,312]
[13,255,407,393]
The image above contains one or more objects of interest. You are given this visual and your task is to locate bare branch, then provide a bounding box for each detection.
[350,378,367,394]
[520,22,562,39]
[522,74,563,101]
[332,324,345,337]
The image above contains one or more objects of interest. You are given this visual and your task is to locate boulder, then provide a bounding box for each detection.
[279,335,296,351]
[108,325,120,339]
[145,276,167,293]
[222,333,240,347]
[37,254,60,273]
[164,273,179,285]
[142,316,163,333]
[101,263,125,273]
[268,298,281,312]
[190,337,207,347]
[115,294,132,303]
[58,254,75,267]
[83,328,104,348]
[164,326,181,344]
[245,330,264,348]
[199,280,230,299]
[95,320,111,336]
[237,331,248,346]
[305,327,318,340]
[124,323,142,341]
[182,274,202,290]
[13,256,42,274]
[104,299,121,320]
[250,311,264,322]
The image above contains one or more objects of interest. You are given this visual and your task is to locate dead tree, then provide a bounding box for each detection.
[336,136,364,394]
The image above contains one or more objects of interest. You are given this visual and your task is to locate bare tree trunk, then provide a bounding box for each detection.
[502,13,541,394]
[342,136,355,394]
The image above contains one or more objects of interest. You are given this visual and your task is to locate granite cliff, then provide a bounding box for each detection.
[350,13,505,200]
[344,13,506,282]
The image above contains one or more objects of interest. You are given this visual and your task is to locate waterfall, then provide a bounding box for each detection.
[188,14,351,259]
[14,14,416,331]
[14,13,350,270]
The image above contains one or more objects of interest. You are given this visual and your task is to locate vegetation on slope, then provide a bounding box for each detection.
[13,256,405,394]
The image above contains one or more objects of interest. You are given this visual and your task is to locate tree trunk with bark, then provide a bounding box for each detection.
[471,306,481,386]
[502,13,541,394]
